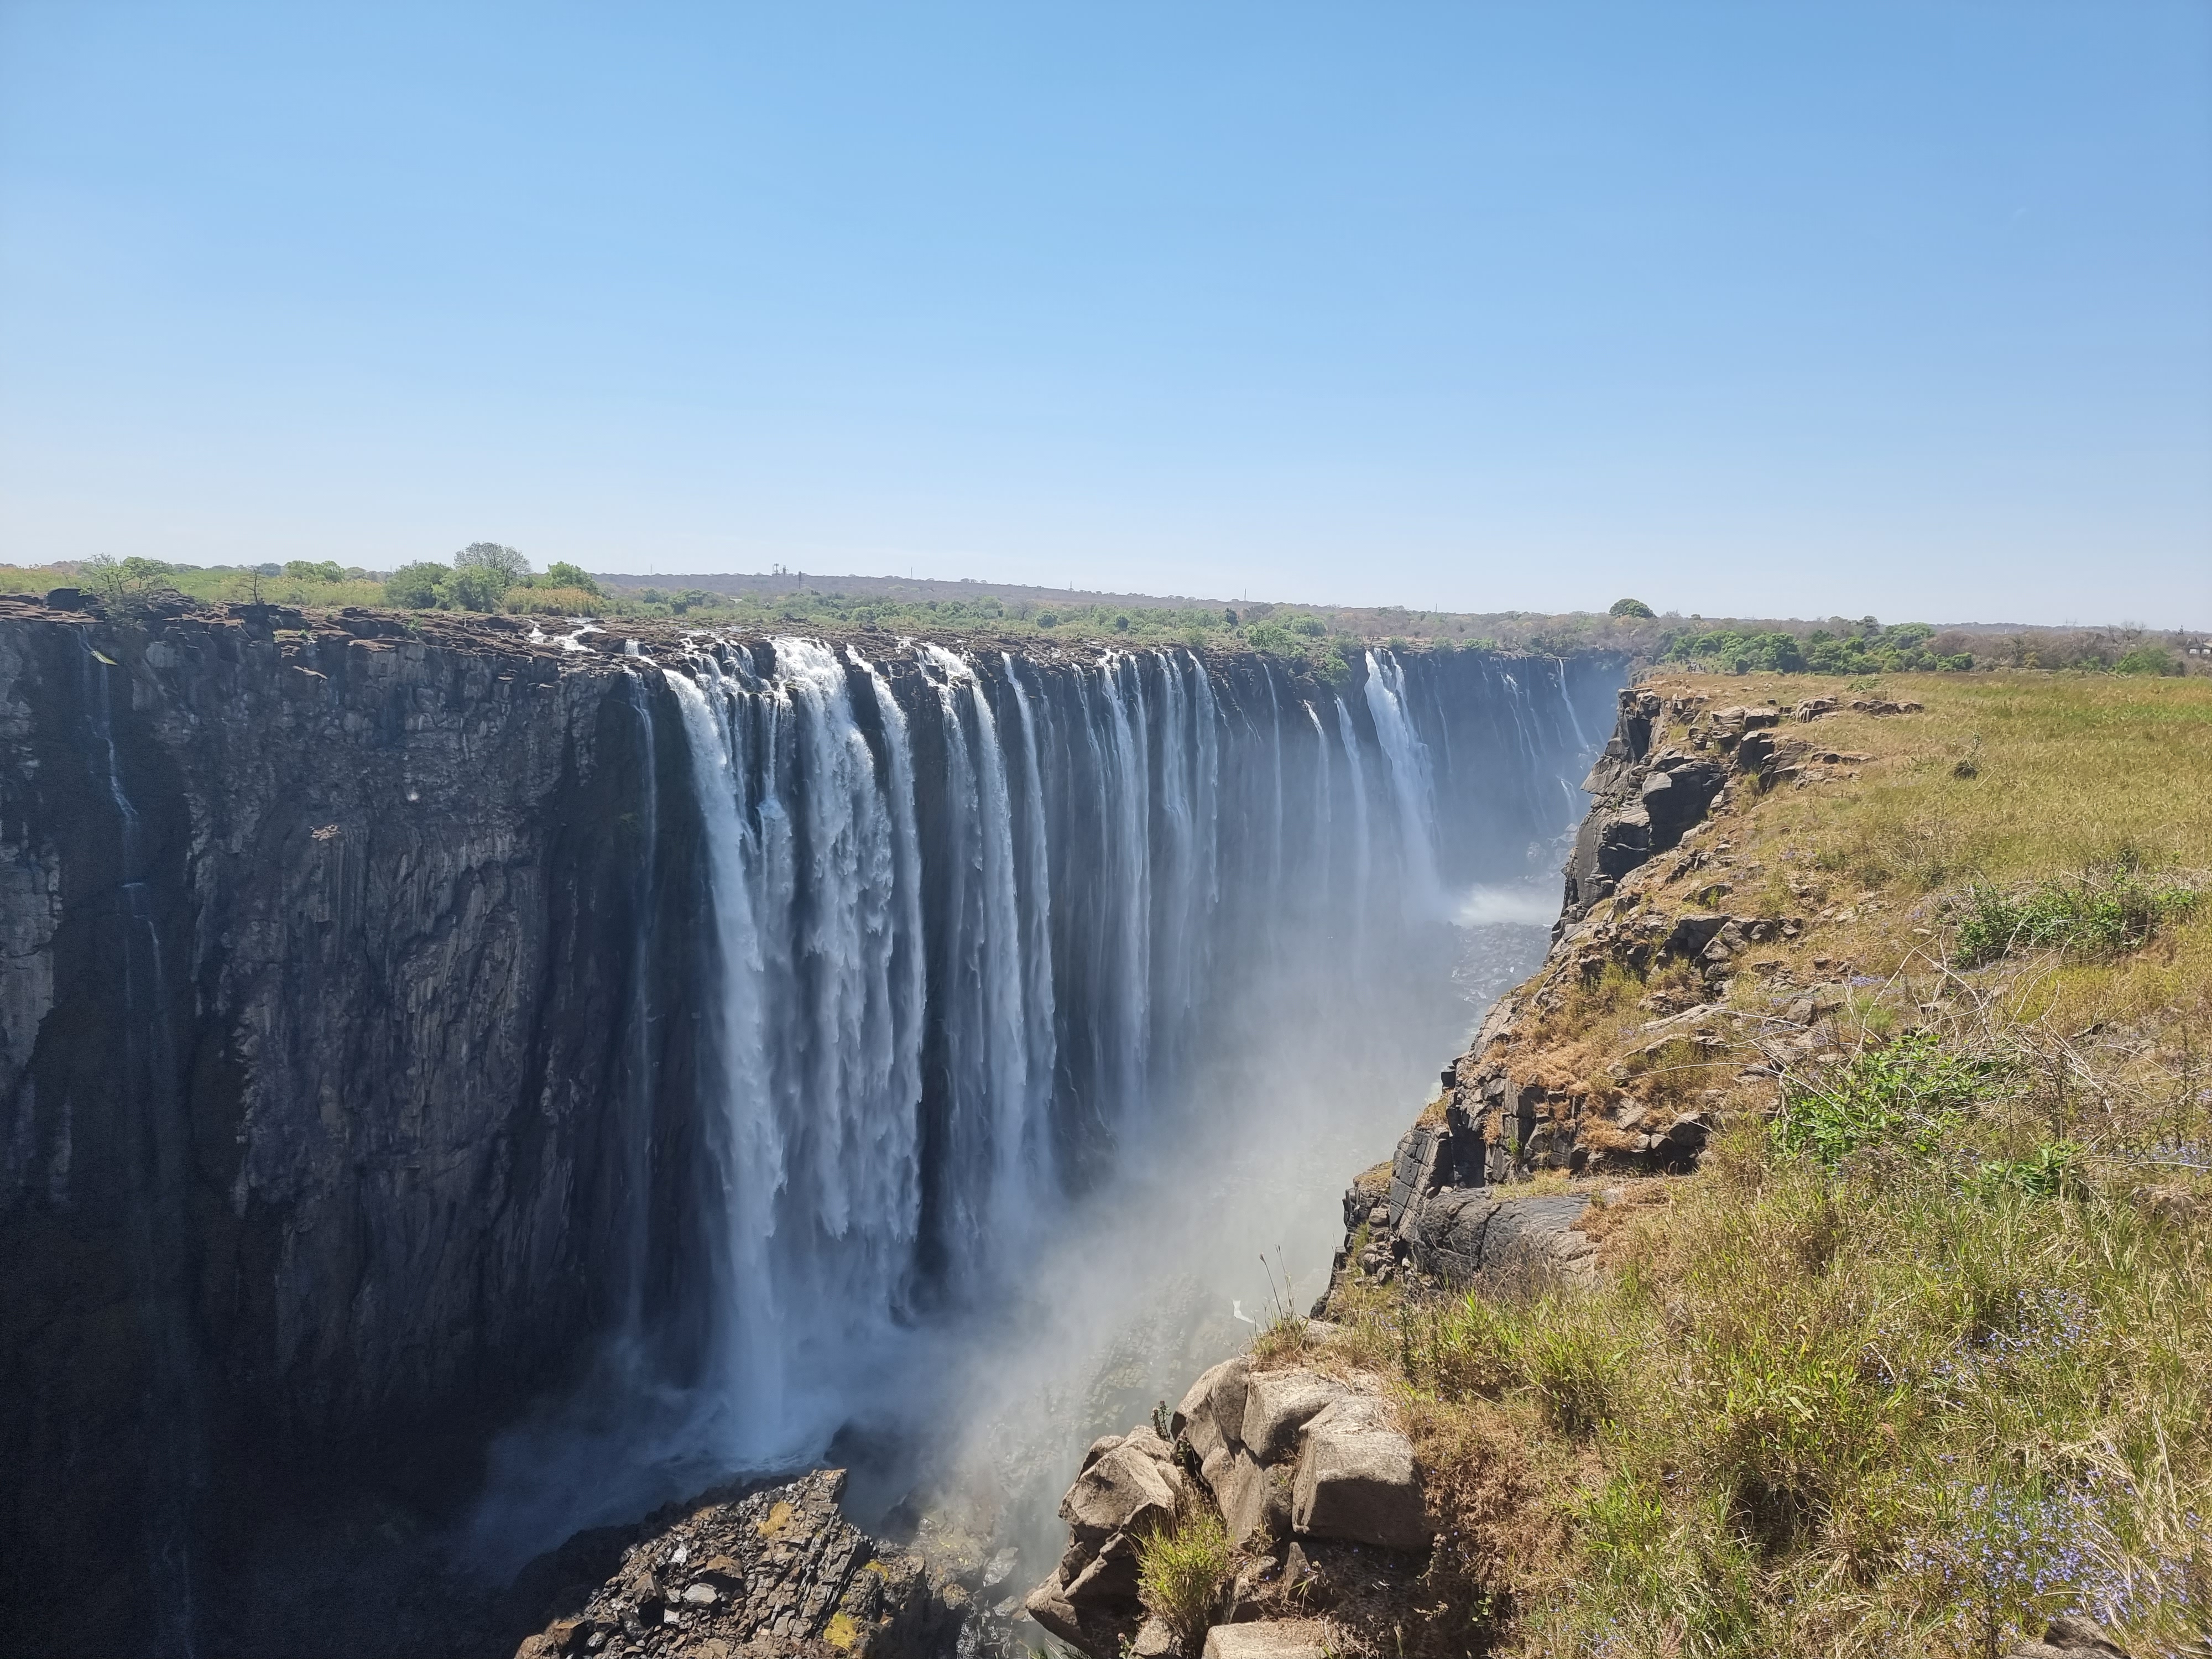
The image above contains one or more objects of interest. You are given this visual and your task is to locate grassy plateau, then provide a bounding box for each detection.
[1296,671,2212,1657]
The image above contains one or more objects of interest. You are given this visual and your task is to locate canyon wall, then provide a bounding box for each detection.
[0,599,1618,1655]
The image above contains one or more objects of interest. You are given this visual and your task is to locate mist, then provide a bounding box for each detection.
[462,640,1618,1595]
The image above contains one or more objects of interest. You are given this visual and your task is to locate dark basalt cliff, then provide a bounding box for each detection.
[0,596,1618,1657]
[0,600,718,1656]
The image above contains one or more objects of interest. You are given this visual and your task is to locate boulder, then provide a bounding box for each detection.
[1024,1579,1087,1647]
[1079,1433,1124,1472]
[1202,1620,1331,1658]
[1061,1443,1182,1545]
[1214,1447,1293,1547]
[1289,1397,1428,1552]
[1120,1425,1178,1464]
[1240,1370,1345,1464]
[1064,1532,1142,1609]
[1200,1443,1235,1496]
[1174,1355,1252,1462]
[1130,1616,1181,1658]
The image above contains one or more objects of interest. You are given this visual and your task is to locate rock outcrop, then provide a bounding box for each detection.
[1024,1348,1428,1659]
[1334,684,1914,1300]
[511,1469,968,1659]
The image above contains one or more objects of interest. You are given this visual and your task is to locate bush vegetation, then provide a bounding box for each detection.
[1,559,2203,674]
[1954,872,2200,968]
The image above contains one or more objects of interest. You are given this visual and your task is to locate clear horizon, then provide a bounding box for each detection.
[3,3,2208,628]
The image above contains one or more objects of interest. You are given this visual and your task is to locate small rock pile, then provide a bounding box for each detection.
[1025,1347,1430,1659]
[513,1470,967,1659]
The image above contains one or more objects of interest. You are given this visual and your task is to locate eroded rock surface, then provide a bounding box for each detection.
[1026,1354,1427,1659]
[512,1469,968,1659]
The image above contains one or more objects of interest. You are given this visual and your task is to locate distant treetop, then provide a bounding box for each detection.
[455,542,530,583]
[1609,597,1656,618]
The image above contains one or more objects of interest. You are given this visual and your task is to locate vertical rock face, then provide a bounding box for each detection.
[0,601,1621,1655]
[0,603,717,1656]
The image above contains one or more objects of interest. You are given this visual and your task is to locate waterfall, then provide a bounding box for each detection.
[664,640,926,1462]
[639,639,1613,1479]
[79,639,201,1659]
[1363,650,1445,917]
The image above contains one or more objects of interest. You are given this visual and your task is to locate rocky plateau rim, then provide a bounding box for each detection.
[2,591,1627,672]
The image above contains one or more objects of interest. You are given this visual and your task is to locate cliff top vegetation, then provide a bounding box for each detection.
[1303,670,2212,1657]
[3,556,2203,680]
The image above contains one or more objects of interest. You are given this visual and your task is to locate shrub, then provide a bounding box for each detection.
[1773,1032,1994,1165]
[538,560,602,597]
[447,564,508,612]
[1135,1505,1231,1645]
[1955,872,2199,967]
[1970,1140,2086,1200]
[2114,645,2178,676]
[383,562,448,608]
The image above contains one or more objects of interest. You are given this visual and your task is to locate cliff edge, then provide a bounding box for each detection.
[1029,669,2210,1659]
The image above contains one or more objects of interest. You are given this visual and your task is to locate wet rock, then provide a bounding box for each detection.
[510,1469,966,1659]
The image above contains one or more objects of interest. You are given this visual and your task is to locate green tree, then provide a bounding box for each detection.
[453,541,530,588]
[284,560,345,583]
[1609,597,1656,618]
[2115,646,2178,676]
[448,564,508,611]
[538,560,602,596]
[383,562,449,608]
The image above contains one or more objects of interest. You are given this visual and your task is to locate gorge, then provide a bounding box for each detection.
[0,598,1619,1656]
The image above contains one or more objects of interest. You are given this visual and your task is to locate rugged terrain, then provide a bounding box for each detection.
[1026,670,2212,1658]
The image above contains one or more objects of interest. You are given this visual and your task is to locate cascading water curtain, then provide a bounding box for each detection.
[660,637,1608,1464]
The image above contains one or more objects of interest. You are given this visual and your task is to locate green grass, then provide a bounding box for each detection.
[1955,871,2200,968]
[1364,1135,2212,1657]
[1136,1505,1233,1646]
[1772,1032,1998,1165]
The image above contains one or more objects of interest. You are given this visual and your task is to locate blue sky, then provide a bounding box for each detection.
[2,3,2206,625]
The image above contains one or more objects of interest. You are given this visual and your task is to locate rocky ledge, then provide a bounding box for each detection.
[1024,1333,1433,1659]
[1329,685,1932,1301]
[511,1470,969,1659]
